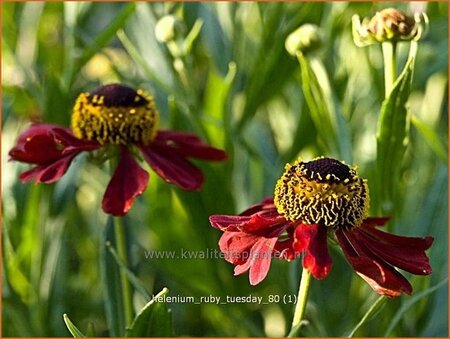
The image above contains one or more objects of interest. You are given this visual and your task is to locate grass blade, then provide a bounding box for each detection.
[346,296,387,337]
[106,241,151,300]
[384,278,448,336]
[100,217,125,336]
[297,54,339,155]
[63,314,86,338]
[375,44,416,213]
[411,115,447,163]
[72,3,135,84]
[116,29,171,93]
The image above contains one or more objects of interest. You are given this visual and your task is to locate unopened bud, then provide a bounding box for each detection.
[155,15,184,43]
[285,24,324,56]
[353,8,428,46]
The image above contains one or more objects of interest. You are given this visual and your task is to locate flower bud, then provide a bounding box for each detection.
[353,8,428,46]
[155,15,184,43]
[285,24,324,56]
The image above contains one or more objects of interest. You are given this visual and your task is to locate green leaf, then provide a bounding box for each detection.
[203,62,237,148]
[346,296,387,337]
[63,314,86,338]
[100,217,125,337]
[375,49,415,212]
[116,29,171,94]
[106,242,151,300]
[296,54,339,155]
[287,320,308,338]
[86,322,96,337]
[126,288,173,337]
[411,115,447,163]
[72,3,135,84]
[384,278,448,336]
[194,3,231,75]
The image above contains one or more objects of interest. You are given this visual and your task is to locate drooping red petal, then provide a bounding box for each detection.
[242,209,287,233]
[229,236,278,285]
[19,153,79,184]
[219,231,276,284]
[273,237,297,260]
[247,237,279,285]
[293,224,332,279]
[219,231,256,265]
[209,196,287,234]
[154,130,228,161]
[139,142,204,191]
[336,229,413,297]
[239,196,275,216]
[360,220,434,250]
[9,123,99,164]
[218,229,284,285]
[210,215,252,231]
[9,123,100,184]
[210,196,297,285]
[209,210,287,234]
[362,217,390,227]
[355,226,433,275]
[102,148,149,216]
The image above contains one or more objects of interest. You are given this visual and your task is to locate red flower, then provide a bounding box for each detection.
[209,158,433,297]
[9,84,227,216]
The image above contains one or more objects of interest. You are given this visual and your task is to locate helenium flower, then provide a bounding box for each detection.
[9,84,227,216]
[209,157,433,297]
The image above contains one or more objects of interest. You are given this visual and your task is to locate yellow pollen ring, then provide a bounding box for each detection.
[71,89,159,145]
[274,158,370,230]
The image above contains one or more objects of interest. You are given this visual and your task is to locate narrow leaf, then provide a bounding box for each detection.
[297,54,339,155]
[100,217,125,337]
[106,241,151,300]
[73,3,135,82]
[117,29,171,94]
[384,278,448,336]
[86,322,96,337]
[126,288,173,337]
[287,320,309,338]
[376,48,416,212]
[346,296,387,337]
[63,314,86,338]
[411,115,447,163]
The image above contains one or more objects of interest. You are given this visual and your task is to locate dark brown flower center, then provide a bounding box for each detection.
[274,157,369,230]
[71,84,159,145]
[302,157,352,183]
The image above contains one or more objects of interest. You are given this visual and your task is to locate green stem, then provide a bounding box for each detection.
[288,268,312,337]
[109,156,134,327]
[381,41,397,98]
[113,216,134,327]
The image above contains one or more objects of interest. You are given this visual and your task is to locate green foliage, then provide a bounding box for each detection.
[375,46,415,214]
[126,288,173,337]
[2,2,448,337]
[101,218,126,337]
[63,314,86,338]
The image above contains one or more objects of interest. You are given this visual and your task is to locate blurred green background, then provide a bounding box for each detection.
[2,1,448,337]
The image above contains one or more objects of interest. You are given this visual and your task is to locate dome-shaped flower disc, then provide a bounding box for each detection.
[71,84,159,145]
[274,157,369,229]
